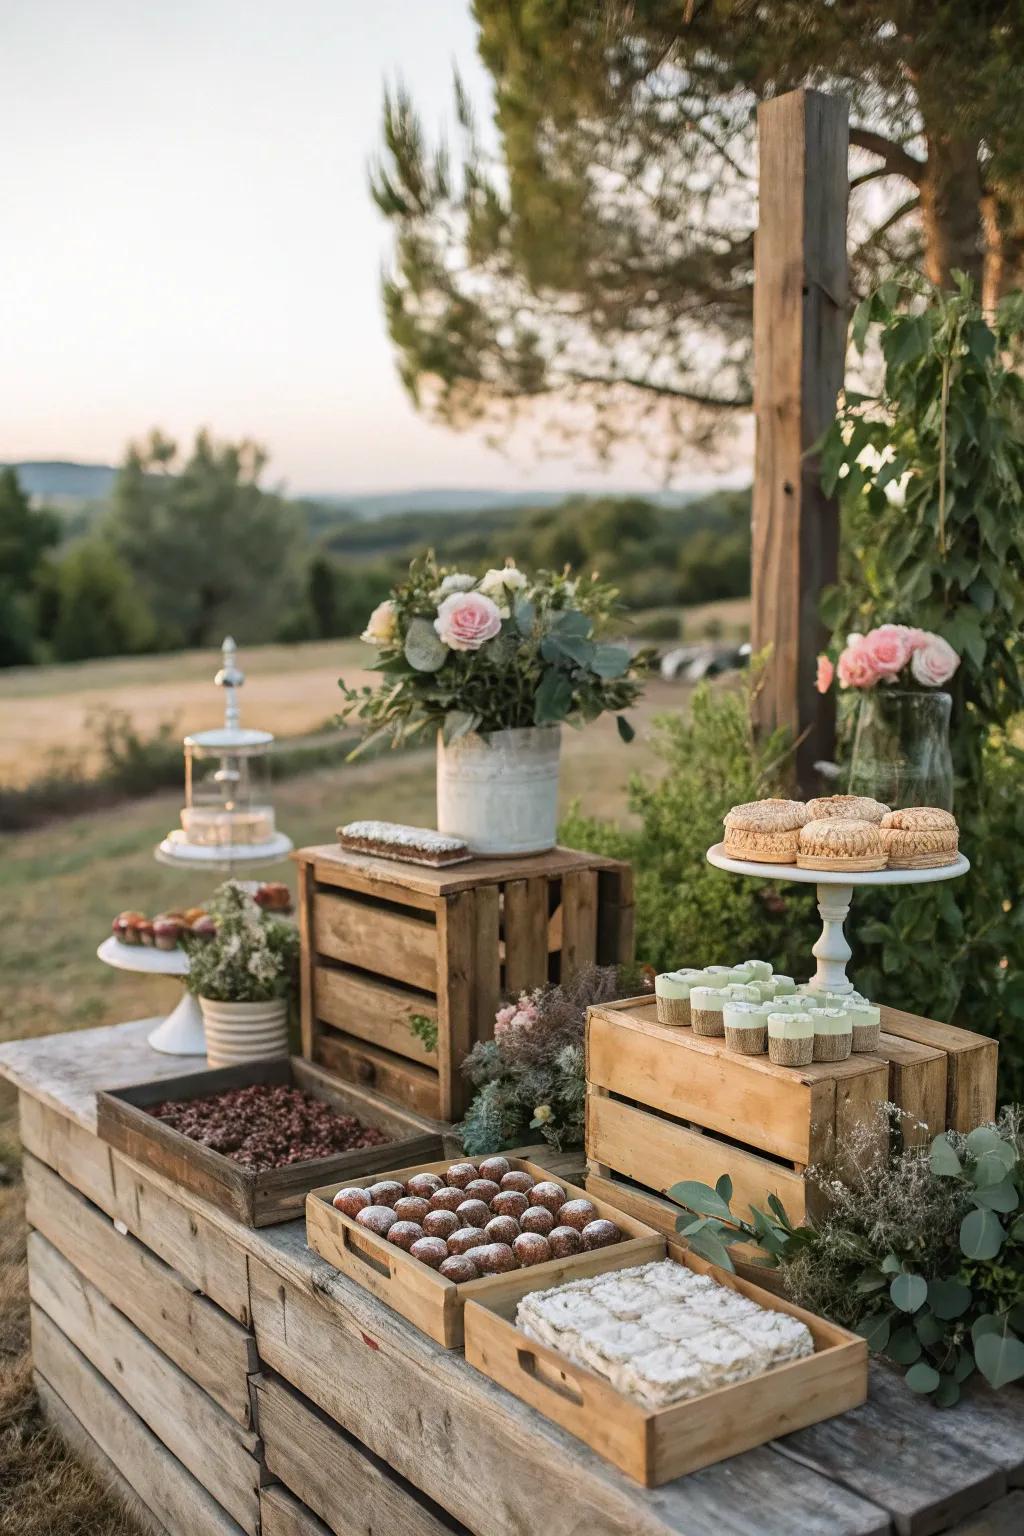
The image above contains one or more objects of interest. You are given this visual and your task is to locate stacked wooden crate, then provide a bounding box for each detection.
[295,843,634,1120]
[585,996,998,1243]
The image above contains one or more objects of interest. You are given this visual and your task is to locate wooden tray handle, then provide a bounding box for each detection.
[341,1225,395,1280]
[516,1347,586,1407]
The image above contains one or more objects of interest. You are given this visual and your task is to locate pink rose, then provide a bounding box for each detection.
[434,591,502,651]
[494,1004,517,1036]
[816,654,834,694]
[837,638,880,689]
[910,632,960,687]
[862,624,914,678]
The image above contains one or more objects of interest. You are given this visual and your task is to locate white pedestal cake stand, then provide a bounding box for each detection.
[96,937,206,1056]
[705,844,970,994]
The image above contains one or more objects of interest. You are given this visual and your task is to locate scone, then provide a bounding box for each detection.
[796,817,886,872]
[878,807,958,869]
[722,799,808,864]
[805,794,890,824]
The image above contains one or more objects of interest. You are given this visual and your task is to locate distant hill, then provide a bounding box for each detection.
[3,460,118,503]
[311,486,701,520]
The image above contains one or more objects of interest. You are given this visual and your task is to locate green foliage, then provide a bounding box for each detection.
[820,278,1024,1102]
[183,881,299,1004]
[51,539,156,662]
[562,676,818,976]
[0,467,60,666]
[339,556,648,752]
[408,1013,439,1055]
[668,1108,1024,1406]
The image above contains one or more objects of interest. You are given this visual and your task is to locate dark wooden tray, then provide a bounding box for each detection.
[96,1056,446,1227]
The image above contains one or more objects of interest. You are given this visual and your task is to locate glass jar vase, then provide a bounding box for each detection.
[847,689,954,811]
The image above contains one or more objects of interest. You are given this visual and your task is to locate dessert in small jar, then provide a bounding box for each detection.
[654,968,704,1026]
[688,985,727,1038]
[722,1000,770,1056]
[763,973,796,999]
[152,915,183,951]
[767,1011,814,1068]
[847,998,882,1053]
[722,799,808,863]
[807,1006,853,1062]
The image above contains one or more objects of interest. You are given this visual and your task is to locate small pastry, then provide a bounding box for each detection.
[115,911,146,945]
[767,1012,814,1067]
[490,1190,529,1221]
[464,1178,501,1205]
[514,1232,552,1267]
[548,1225,582,1258]
[689,985,727,1038]
[455,1198,491,1229]
[369,1180,405,1207]
[394,1196,431,1224]
[879,807,959,869]
[478,1156,511,1182]
[448,1226,488,1255]
[797,817,886,872]
[558,1199,598,1232]
[190,914,217,942]
[740,959,773,982]
[723,1000,770,1056]
[529,1181,566,1214]
[152,916,183,951]
[770,994,815,1013]
[422,1209,459,1240]
[387,1220,425,1251]
[700,967,735,987]
[355,1205,398,1235]
[136,919,155,947]
[182,906,206,925]
[723,799,808,863]
[500,1170,535,1195]
[445,1162,479,1189]
[332,1186,370,1217]
[428,1187,464,1213]
[474,1242,518,1274]
[581,1218,621,1251]
[409,1236,449,1269]
[847,998,882,1053]
[654,969,703,1026]
[807,1007,853,1062]
[520,1205,555,1235]
[406,1171,445,1198]
[484,1215,521,1247]
[254,881,292,911]
[439,1253,480,1282]
[805,794,890,824]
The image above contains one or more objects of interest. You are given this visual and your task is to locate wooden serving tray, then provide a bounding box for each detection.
[306,1155,664,1348]
[463,1249,867,1486]
[96,1057,445,1227]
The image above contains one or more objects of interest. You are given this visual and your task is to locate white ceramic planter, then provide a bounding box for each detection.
[199,996,289,1068]
[437,725,561,856]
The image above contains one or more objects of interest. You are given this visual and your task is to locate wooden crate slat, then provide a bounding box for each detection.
[32,1312,247,1536]
[37,1371,168,1536]
[504,876,551,994]
[561,868,599,977]
[597,866,636,966]
[19,1090,117,1214]
[299,859,317,1060]
[29,1238,262,1533]
[472,884,501,1044]
[314,1031,441,1120]
[261,1486,333,1536]
[878,1005,997,1132]
[254,1373,468,1536]
[313,892,438,993]
[312,856,439,912]
[314,964,438,1065]
[872,1034,947,1147]
[305,842,622,898]
[435,889,475,1120]
[24,1153,257,1428]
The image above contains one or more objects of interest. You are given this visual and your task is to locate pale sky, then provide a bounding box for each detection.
[1,0,734,497]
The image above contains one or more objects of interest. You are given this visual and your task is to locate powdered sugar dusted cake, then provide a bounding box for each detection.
[516,1260,813,1408]
[337,821,472,867]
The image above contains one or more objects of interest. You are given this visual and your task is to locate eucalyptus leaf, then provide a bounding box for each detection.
[403,617,448,673]
[905,1361,941,1395]
[927,1278,972,1320]
[960,1206,1006,1261]
[886,1326,923,1365]
[616,714,635,743]
[685,1227,735,1273]
[855,1313,891,1353]
[715,1174,734,1205]
[880,1253,903,1275]
[591,643,630,678]
[890,1273,928,1314]
[514,597,536,636]
[442,709,479,744]
[933,1377,961,1409]
[970,1179,1020,1213]
[667,1180,734,1223]
[929,1134,963,1178]
[533,668,574,725]
[553,609,592,638]
[974,1326,1024,1390]
[914,1311,944,1347]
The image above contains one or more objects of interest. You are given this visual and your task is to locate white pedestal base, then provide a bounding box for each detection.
[147,989,207,1056]
[808,883,854,993]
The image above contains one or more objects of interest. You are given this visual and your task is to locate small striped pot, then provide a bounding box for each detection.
[199,997,289,1068]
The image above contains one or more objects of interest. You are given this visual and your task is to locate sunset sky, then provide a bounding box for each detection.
[2,1,738,497]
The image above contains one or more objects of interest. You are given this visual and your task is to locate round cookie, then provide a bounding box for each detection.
[879,807,959,869]
[805,794,890,824]
[723,799,808,864]
[796,817,886,872]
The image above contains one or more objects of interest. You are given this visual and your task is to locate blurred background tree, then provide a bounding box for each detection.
[0,467,59,666]
[373,0,1024,470]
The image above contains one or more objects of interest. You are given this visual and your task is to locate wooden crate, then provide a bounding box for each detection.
[305,1155,663,1348]
[295,843,634,1120]
[96,1056,444,1227]
[878,1003,998,1133]
[463,1249,867,1486]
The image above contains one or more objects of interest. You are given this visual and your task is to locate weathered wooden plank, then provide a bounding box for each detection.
[261,1485,333,1536]
[29,1239,262,1533]
[33,1311,246,1536]
[879,1006,998,1132]
[435,889,475,1120]
[472,885,501,1044]
[873,1034,947,1147]
[833,1060,891,1183]
[299,858,317,1061]
[596,865,636,967]
[313,892,438,992]
[315,963,438,1065]
[37,1371,169,1536]
[561,868,599,978]
[20,1089,117,1213]
[302,842,619,899]
[945,1489,1024,1535]
[504,877,550,995]
[775,1362,1007,1536]
[751,88,848,787]
[254,1372,467,1535]
[24,1153,257,1428]
[314,1031,441,1120]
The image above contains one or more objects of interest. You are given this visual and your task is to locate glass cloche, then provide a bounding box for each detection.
[156,638,292,868]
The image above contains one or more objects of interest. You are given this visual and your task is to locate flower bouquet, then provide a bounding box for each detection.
[183,881,299,1066]
[340,558,647,854]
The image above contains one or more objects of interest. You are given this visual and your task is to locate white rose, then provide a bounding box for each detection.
[479,565,528,616]
[910,632,960,687]
[432,573,476,601]
[360,599,398,648]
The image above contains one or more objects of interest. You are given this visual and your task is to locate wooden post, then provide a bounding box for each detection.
[751,88,849,790]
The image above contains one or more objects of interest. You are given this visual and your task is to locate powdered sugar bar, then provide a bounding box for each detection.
[516,1260,813,1409]
[336,820,472,866]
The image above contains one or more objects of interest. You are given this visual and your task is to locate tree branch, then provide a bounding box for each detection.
[566,370,752,408]
[849,127,926,185]
[854,193,922,252]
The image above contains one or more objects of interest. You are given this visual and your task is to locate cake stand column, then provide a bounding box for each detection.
[809,882,854,994]
[147,989,206,1055]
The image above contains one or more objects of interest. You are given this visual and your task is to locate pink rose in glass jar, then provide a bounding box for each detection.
[862,624,914,678]
[910,632,960,687]
[837,638,880,689]
[815,654,834,693]
[434,591,502,651]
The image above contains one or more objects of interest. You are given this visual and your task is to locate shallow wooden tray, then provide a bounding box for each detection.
[463,1248,867,1486]
[96,1056,445,1227]
[306,1156,664,1348]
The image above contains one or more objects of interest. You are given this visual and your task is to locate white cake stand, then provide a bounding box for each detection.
[155,829,293,870]
[705,844,970,994]
[96,936,206,1056]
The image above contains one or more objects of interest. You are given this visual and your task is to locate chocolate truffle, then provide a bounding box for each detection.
[520,1205,555,1236]
[456,1198,491,1229]
[394,1196,431,1225]
[473,1242,518,1274]
[409,1236,449,1269]
[445,1161,478,1188]
[581,1218,620,1251]
[484,1215,521,1247]
[428,1187,465,1214]
[368,1180,405,1207]
[548,1225,583,1258]
[513,1232,552,1267]
[439,1254,480,1283]
[448,1226,489,1255]
[422,1209,460,1241]
[387,1220,425,1251]
[464,1178,501,1205]
[500,1170,535,1195]
[406,1171,446,1199]
[558,1198,598,1231]
[332,1187,370,1218]
[530,1181,567,1214]
[355,1205,399,1236]
[490,1190,529,1221]
[478,1156,512,1183]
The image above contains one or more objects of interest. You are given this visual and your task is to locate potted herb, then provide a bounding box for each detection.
[183,881,299,1067]
[341,559,647,855]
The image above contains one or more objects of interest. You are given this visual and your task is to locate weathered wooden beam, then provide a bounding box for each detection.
[752,88,849,789]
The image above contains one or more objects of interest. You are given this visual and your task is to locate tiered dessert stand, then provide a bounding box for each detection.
[706,843,970,993]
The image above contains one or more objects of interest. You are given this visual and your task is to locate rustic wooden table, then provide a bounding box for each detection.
[1,1019,1021,1536]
